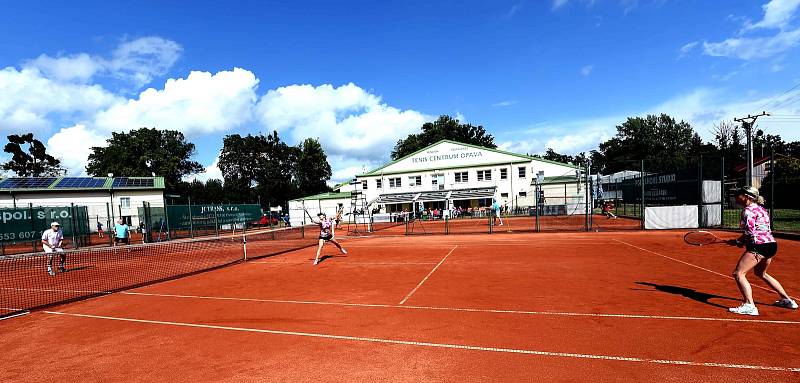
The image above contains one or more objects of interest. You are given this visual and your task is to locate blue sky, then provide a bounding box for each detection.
[1,0,799,182]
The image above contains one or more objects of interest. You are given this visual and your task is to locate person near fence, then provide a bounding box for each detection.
[311,212,347,266]
[492,198,504,226]
[97,221,104,238]
[729,186,797,316]
[113,219,130,246]
[602,200,617,219]
[42,222,66,276]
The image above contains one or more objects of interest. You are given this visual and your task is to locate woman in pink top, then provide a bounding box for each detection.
[311,212,347,266]
[729,186,797,316]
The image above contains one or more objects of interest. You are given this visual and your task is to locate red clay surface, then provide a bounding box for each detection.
[2,230,799,382]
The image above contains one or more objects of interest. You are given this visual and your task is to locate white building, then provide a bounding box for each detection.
[0,176,165,230]
[289,140,580,224]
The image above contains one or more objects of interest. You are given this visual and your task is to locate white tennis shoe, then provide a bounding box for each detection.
[774,298,798,309]
[729,303,759,316]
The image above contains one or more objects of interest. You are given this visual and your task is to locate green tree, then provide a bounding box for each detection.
[86,128,204,190]
[218,131,301,208]
[760,155,800,209]
[2,133,64,176]
[598,114,697,173]
[296,138,332,196]
[391,115,496,160]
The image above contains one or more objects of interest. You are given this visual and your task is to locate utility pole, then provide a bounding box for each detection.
[734,111,769,187]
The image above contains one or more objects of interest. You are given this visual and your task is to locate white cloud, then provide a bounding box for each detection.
[256,83,427,163]
[702,1,800,60]
[744,0,800,31]
[186,155,223,183]
[552,0,569,10]
[580,65,594,76]
[703,28,800,59]
[23,36,182,87]
[108,37,182,87]
[492,100,517,107]
[46,124,107,176]
[0,67,121,132]
[506,3,523,18]
[678,41,699,58]
[95,68,258,135]
[23,53,102,83]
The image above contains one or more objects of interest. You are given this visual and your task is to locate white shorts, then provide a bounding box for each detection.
[44,247,65,254]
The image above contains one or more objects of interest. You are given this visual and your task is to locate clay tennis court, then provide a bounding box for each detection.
[2,230,799,382]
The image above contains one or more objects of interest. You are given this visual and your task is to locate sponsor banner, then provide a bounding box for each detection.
[165,204,262,228]
[0,206,90,243]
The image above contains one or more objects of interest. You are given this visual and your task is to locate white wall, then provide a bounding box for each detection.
[358,160,576,209]
[288,198,351,227]
[0,190,164,230]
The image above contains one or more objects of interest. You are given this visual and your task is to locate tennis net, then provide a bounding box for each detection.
[369,212,412,234]
[0,226,316,319]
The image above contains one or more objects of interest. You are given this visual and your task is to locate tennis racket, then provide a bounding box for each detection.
[683,230,736,246]
[303,208,315,222]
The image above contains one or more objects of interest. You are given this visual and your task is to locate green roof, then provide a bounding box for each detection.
[358,140,577,177]
[536,175,582,185]
[291,191,352,202]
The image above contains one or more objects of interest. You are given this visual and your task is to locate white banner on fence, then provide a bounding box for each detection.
[644,206,698,230]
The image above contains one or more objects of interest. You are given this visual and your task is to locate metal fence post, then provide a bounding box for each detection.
[188,197,194,239]
[640,160,645,230]
[721,156,725,228]
[770,148,775,231]
[29,203,36,253]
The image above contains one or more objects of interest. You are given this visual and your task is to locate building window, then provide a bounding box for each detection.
[431,174,444,190]
[408,175,422,186]
[500,168,508,180]
[455,172,468,183]
[518,191,527,197]
[477,170,492,181]
[501,193,508,198]
[376,179,382,189]
[120,197,131,209]
[362,180,368,190]
[518,167,526,178]
[389,178,401,188]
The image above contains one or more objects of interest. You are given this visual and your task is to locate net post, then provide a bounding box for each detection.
[445,215,449,235]
[640,160,645,230]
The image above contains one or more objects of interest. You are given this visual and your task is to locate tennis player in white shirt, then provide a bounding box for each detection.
[42,221,66,276]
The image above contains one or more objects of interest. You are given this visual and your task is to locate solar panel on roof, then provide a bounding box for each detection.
[55,177,106,188]
[112,178,155,188]
[0,178,57,189]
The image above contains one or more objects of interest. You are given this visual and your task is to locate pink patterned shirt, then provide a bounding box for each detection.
[319,219,332,237]
[740,204,775,244]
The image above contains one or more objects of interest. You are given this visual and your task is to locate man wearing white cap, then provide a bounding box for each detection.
[42,222,66,276]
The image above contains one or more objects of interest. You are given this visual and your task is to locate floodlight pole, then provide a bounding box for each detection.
[734,111,769,187]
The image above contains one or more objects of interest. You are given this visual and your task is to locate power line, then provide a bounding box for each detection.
[757,79,800,112]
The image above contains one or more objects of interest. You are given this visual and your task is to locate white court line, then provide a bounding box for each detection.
[43,310,800,372]
[399,245,458,305]
[247,261,438,266]
[613,239,773,292]
[1,287,110,294]
[118,291,800,325]
[0,310,29,320]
